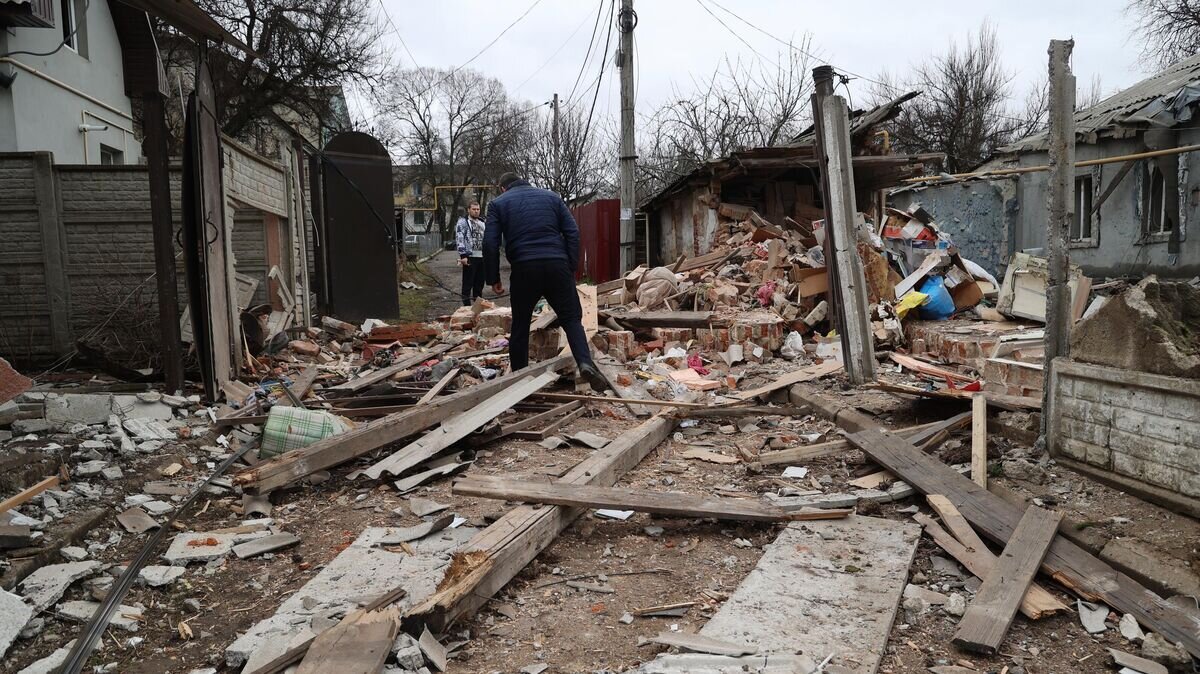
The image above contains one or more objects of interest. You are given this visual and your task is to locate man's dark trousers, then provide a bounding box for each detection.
[508,259,592,371]
[461,257,485,306]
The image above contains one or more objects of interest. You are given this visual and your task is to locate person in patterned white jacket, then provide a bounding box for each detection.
[455,201,486,306]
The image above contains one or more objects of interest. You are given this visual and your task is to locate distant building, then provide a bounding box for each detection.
[0,0,141,164]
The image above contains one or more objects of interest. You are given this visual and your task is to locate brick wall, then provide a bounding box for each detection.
[1049,358,1200,501]
[223,139,287,216]
[0,155,53,362]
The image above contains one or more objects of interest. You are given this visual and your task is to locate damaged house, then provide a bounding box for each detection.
[640,92,943,264]
[891,51,1200,279]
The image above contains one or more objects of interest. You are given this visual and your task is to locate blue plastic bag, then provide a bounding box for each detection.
[916,275,955,320]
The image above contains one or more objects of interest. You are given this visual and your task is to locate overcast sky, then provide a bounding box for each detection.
[362,0,1153,128]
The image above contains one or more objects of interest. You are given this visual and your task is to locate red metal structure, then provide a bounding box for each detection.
[571,199,621,283]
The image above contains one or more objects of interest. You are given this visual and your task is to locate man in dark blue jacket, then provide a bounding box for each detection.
[484,172,607,390]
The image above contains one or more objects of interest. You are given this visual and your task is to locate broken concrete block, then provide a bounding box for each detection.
[0,524,33,549]
[1071,276,1200,378]
[138,565,186,587]
[0,587,34,657]
[58,600,143,631]
[393,632,424,669]
[16,639,76,674]
[11,419,50,434]
[73,460,109,477]
[60,546,88,562]
[123,419,176,441]
[232,532,300,559]
[19,560,103,611]
[100,466,124,481]
[114,394,174,421]
[163,533,236,565]
[45,393,115,429]
[1141,632,1192,672]
[1100,538,1200,600]
[142,500,174,516]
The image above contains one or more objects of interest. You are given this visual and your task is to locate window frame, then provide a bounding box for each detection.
[1069,168,1100,248]
[1139,159,1179,244]
[61,0,77,51]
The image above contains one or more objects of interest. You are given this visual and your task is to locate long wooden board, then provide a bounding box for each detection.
[407,414,677,631]
[452,476,849,523]
[234,355,572,492]
[734,360,842,401]
[295,607,398,674]
[362,371,559,480]
[0,476,60,515]
[913,512,1066,619]
[952,506,1061,654]
[841,426,1200,657]
[327,343,454,394]
[760,412,970,466]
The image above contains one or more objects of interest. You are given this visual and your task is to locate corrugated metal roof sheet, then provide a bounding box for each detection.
[1004,52,1200,153]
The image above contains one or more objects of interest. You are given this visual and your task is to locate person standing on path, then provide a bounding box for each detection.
[455,201,487,306]
[484,172,608,390]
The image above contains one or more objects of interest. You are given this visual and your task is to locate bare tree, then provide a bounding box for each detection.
[518,107,614,201]
[161,0,384,143]
[377,67,534,237]
[869,22,1046,172]
[1127,0,1200,69]
[636,42,815,198]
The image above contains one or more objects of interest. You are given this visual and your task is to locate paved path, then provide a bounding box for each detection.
[419,250,511,320]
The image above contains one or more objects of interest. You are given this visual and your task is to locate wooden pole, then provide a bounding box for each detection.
[142,93,185,393]
[810,66,875,384]
[1042,39,1075,439]
[971,394,988,487]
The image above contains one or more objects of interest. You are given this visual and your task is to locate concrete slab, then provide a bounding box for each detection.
[138,565,186,587]
[18,560,103,611]
[45,393,115,429]
[232,532,300,559]
[113,395,175,421]
[59,546,88,561]
[16,639,75,674]
[0,587,34,657]
[73,460,108,477]
[224,526,477,670]
[1100,537,1200,600]
[57,599,143,631]
[639,515,919,674]
[123,418,176,441]
[163,533,236,566]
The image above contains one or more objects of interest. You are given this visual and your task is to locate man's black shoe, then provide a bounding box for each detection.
[578,362,611,393]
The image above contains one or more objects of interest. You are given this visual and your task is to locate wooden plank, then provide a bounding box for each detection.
[971,394,988,487]
[760,412,971,466]
[871,381,1042,411]
[734,360,842,401]
[512,403,588,440]
[361,370,559,480]
[926,494,988,553]
[595,362,654,416]
[295,606,398,674]
[408,414,677,631]
[952,506,1062,654]
[0,476,60,515]
[603,311,719,329]
[890,353,977,384]
[532,391,717,409]
[453,476,849,523]
[471,401,582,445]
[417,368,460,404]
[233,355,572,492]
[327,343,453,394]
[841,426,1200,657]
[914,512,1066,619]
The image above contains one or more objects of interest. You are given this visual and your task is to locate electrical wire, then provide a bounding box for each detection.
[514,4,595,93]
[377,0,421,69]
[692,0,781,70]
[0,0,90,59]
[580,0,616,145]
[565,0,607,107]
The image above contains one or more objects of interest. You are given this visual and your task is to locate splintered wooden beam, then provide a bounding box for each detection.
[417,368,460,404]
[839,425,1200,658]
[234,355,572,492]
[406,414,677,632]
[295,606,399,674]
[913,511,1066,620]
[326,343,454,394]
[952,506,1062,654]
[453,475,849,523]
[734,360,842,401]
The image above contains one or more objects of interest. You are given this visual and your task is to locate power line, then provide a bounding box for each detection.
[376,0,421,69]
[580,0,616,146]
[692,0,781,70]
[514,4,596,93]
[566,0,608,107]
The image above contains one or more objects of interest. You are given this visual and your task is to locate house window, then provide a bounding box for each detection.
[412,182,423,197]
[99,145,122,165]
[1071,175,1093,241]
[61,0,77,50]
[1141,161,1177,237]
[413,211,426,226]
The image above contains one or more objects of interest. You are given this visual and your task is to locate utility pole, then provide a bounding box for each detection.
[811,65,876,385]
[551,92,561,193]
[1043,39,1075,438]
[617,0,637,273]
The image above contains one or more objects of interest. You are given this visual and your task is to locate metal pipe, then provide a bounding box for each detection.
[904,143,1200,184]
[0,56,134,120]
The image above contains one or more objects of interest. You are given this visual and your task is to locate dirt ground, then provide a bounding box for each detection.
[3,268,1198,673]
